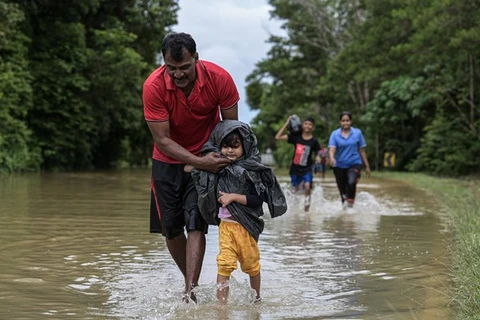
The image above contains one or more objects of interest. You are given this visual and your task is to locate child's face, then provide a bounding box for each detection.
[220,143,244,162]
[302,120,315,133]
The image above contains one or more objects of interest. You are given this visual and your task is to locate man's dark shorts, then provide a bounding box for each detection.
[150,159,208,239]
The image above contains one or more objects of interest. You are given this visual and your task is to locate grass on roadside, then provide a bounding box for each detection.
[271,166,288,177]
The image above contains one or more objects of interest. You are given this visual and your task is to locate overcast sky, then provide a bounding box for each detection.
[174,0,284,124]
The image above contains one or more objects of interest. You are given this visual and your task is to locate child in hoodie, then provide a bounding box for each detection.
[214,129,264,304]
[189,120,287,304]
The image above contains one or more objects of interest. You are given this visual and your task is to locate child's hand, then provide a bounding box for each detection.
[184,164,194,173]
[218,191,236,207]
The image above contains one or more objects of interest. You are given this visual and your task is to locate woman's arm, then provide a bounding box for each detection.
[328,146,336,167]
[359,148,371,177]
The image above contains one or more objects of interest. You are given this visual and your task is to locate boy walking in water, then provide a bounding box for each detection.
[314,143,328,180]
[276,116,321,211]
[189,120,287,304]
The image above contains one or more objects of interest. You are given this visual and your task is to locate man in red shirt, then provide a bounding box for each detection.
[143,32,239,303]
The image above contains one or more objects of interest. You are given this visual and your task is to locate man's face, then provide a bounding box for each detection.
[164,48,198,89]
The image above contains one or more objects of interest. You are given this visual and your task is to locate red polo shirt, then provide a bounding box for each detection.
[143,60,240,163]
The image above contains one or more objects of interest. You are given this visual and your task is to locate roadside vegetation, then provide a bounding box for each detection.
[248,1,480,178]
[0,1,178,172]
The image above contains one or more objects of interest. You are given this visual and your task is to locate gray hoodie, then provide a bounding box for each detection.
[191,120,287,241]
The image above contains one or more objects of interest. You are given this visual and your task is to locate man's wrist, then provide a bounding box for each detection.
[192,155,206,169]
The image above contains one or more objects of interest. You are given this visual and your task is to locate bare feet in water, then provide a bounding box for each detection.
[304,196,310,212]
[182,291,197,304]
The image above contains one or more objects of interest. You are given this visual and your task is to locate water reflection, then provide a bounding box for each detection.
[0,171,450,319]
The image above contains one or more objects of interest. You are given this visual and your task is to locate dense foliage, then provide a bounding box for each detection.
[0,0,178,172]
[247,0,480,176]
[2,0,480,176]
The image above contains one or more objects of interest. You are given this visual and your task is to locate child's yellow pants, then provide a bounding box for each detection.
[217,220,261,277]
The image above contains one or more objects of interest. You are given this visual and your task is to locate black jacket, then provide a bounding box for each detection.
[191,120,287,241]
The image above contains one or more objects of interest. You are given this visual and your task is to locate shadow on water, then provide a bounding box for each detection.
[0,170,451,319]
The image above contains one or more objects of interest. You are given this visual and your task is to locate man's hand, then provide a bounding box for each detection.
[196,152,232,173]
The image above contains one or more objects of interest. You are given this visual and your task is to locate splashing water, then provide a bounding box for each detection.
[277,178,423,217]
[0,170,450,320]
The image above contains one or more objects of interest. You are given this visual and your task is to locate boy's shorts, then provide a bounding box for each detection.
[290,172,313,187]
[150,159,208,239]
[217,220,260,277]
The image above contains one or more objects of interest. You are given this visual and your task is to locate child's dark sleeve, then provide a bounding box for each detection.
[246,194,263,208]
[245,180,264,208]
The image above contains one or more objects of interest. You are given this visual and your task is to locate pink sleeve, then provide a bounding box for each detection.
[143,84,169,121]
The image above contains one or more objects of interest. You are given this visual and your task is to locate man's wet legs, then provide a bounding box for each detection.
[166,233,187,278]
[166,231,206,303]
[185,230,206,301]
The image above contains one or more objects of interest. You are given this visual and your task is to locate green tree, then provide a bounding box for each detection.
[249,0,480,176]
[247,0,355,161]
[363,76,439,170]
[388,0,480,175]
[0,2,39,172]
[6,0,178,171]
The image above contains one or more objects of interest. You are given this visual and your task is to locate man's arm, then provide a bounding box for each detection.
[221,103,238,120]
[182,104,237,173]
[146,120,230,172]
[275,116,291,141]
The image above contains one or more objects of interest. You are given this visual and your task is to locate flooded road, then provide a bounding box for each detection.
[0,170,450,319]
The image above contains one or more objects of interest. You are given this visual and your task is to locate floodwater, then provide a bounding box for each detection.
[0,170,451,320]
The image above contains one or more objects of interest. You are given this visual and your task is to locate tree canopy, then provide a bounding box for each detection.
[247,0,480,176]
[1,0,479,177]
[0,0,178,172]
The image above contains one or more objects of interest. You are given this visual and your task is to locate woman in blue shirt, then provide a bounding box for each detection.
[328,111,371,209]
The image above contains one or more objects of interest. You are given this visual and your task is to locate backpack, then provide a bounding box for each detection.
[288,114,302,135]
